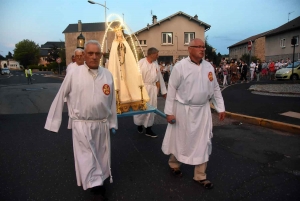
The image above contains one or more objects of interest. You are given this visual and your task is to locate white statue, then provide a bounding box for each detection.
[108,26,149,111]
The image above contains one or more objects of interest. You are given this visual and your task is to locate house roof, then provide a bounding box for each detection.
[41,41,65,48]
[133,11,211,35]
[39,49,49,57]
[264,16,300,37]
[62,22,106,33]
[228,16,300,49]
[227,30,273,48]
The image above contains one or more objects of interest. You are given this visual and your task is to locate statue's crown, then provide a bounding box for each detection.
[113,26,123,32]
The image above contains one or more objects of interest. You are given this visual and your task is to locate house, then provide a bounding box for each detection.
[227,30,272,62]
[132,11,211,63]
[228,16,300,62]
[39,41,65,66]
[264,16,300,62]
[63,20,115,65]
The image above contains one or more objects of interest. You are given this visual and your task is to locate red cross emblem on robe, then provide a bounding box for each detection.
[208,72,213,81]
[103,84,110,95]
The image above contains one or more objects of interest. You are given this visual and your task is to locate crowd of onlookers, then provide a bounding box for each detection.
[213,58,293,86]
[157,57,293,91]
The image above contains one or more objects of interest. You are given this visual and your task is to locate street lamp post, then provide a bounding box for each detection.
[88,0,109,53]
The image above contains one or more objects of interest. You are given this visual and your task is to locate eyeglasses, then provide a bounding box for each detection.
[75,55,83,58]
[189,45,206,50]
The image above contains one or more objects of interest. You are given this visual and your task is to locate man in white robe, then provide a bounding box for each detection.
[162,38,225,189]
[66,48,84,74]
[65,48,85,129]
[133,47,167,138]
[45,40,117,200]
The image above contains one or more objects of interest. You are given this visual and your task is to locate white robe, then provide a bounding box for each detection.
[66,62,78,74]
[162,57,225,165]
[45,64,117,190]
[65,62,79,128]
[133,58,167,127]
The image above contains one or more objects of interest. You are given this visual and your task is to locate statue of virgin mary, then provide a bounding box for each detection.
[108,26,149,112]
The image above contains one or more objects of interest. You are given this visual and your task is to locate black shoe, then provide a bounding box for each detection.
[137,126,143,133]
[145,127,157,138]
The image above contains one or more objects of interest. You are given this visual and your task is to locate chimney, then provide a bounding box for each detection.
[194,15,198,20]
[78,20,82,32]
[152,15,157,24]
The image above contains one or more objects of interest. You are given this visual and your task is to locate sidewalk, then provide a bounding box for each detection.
[221,80,300,134]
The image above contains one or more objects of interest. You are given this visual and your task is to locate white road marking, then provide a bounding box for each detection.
[280,111,300,119]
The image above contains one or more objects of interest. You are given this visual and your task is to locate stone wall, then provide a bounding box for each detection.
[254,37,265,61]
[64,31,115,65]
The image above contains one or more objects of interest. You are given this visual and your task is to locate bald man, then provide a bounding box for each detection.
[162,38,225,189]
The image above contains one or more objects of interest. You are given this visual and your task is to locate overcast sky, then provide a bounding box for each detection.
[0,0,300,57]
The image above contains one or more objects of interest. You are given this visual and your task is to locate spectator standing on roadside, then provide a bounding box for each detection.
[255,60,262,81]
[268,60,275,80]
[230,60,238,84]
[261,60,268,79]
[240,60,248,83]
[250,61,256,81]
[25,67,33,84]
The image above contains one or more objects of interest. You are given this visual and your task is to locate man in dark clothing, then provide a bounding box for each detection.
[240,60,248,83]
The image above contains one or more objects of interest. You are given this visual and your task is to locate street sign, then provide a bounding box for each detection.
[248,40,252,51]
[56,57,62,64]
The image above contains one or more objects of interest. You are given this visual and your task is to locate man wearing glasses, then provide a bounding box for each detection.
[162,38,225,190]
[66,48,84,74]
[45,40,117,200]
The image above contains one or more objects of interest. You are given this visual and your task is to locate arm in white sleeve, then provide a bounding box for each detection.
[158,70,167,95]
[108,75,118,130]
[44,73,72,132]
[164,66,181,115]
[211,72,225,113]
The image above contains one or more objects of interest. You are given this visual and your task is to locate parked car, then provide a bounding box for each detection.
[1,67,10,75]
[275,61,300,80]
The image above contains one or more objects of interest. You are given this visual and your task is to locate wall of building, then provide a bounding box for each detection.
[64,31,115,65]
[135,15,206,62]
[254,37,265,61]
[265,29,300,61]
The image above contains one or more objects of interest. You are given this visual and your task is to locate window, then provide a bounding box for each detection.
[139,40,147,46]
[136,40,147,46]
[184,32,195,44]
[292,36,299,46]
[280,38,286,48]
[162,32,173,44]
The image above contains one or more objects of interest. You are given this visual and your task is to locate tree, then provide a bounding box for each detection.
[240,53,259,65]
[46,44,60,63]
[14,39,40,67]
[6,51,13,59]
[204,36,220,65]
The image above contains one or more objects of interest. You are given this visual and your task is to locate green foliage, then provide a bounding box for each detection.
[46,44,60,62]
[240,54,259,65]
[13,39,40,67]
[6,51,13,59]
[205,36,221,65]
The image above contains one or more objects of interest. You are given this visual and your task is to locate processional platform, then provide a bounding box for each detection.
[117,103,166,118]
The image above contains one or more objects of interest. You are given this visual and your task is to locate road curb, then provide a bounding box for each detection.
[225,112,300,134]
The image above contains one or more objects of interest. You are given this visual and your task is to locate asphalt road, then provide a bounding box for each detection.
[0,71,300,200]
[221,80,300,125]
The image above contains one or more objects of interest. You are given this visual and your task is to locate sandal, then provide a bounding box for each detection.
[195,179,214,189]
[170,168,182,177]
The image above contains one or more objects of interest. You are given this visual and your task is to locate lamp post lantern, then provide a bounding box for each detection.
[77,32,85,49]
[88,0,109,53]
